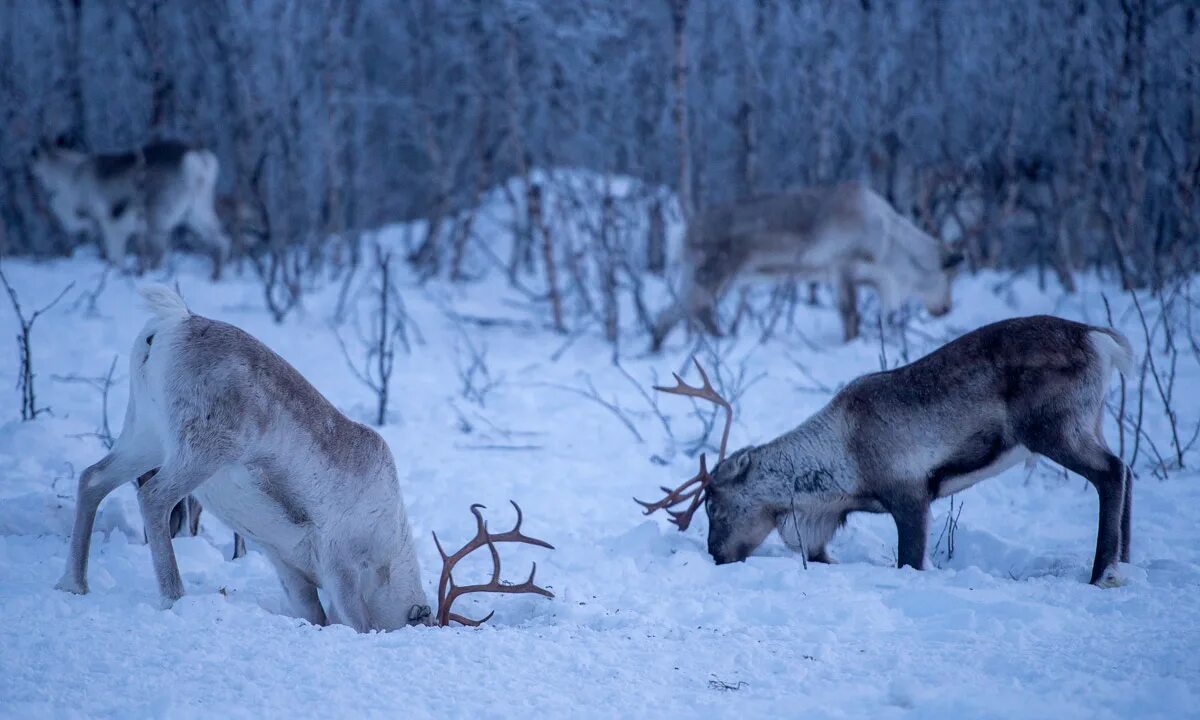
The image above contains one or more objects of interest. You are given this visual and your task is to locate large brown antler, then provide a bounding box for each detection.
[634,359,733,531]
[432,501,554,627]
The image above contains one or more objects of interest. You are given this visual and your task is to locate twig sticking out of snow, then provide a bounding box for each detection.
[0,263,74,421]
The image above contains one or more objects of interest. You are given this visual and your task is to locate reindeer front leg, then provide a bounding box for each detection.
[889,495,929,570]
[265,552,327,626]
[834,268,859,342]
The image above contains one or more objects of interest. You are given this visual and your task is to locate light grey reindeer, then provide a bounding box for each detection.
[651,183,964,351]
[58,286,553,630]
[640,316,1134,586]
[30,140,230,279]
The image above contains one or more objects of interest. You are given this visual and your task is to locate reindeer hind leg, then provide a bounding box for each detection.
[1026,428,1125,585]
[136,454,222,605]
[59,440,160,595]
[1120,463,1132,563]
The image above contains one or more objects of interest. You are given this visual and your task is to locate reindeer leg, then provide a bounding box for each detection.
[265,552,327,626]
[187,209,229,281]
[650,300,687,352]
[325,558,372,632]
[809,547,836,564]
[59,447,159,595]
[834,269,859,342]
[136,456,220,605]
[1030,434,1125,585]
[97,216,130,272]
[146,227,169,273]
[185,496,202,537]
[696,303,724,337]
[888,494,929,570]
[1120,464,1132,563]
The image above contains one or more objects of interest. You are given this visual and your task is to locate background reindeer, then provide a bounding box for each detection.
[57,286,552,630]
[30,140,230,279]
[651,183,965,350]
[641,318,1134,586]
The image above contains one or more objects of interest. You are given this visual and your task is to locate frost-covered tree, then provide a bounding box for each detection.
[0,0,1195,285]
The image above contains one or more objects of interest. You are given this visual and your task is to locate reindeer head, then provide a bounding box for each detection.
[637,359,763,564]
[29,138,86,192]
[636,360,794,564]
[703,446,778,565]
[927,244,967,317]
[898,242,964,319]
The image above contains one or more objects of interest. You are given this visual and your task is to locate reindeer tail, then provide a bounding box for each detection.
[139,284,191,323]
[1089,328,1134,377]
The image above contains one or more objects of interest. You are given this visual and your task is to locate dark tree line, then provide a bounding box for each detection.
[1,0,1197,289]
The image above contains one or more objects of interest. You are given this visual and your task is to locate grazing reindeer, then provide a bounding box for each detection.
[650,183,965,350]
[639,317,1134,586]
[30,140,230,279]
[57,285,552,630]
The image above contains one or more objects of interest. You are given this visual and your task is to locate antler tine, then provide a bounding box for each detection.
[488,500,555,549]
[632,453,712,531]
[633,466,706,515]
[434,501,555,627]
[653,358,733,462]
[666,492,705,531]
[445,610,495,627]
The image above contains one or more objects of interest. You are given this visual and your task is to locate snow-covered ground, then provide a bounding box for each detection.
[0,210,1198,718]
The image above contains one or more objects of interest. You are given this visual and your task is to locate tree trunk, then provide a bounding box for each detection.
[529,183,564,332]
[668,0,693,221]
[646,196,666,276]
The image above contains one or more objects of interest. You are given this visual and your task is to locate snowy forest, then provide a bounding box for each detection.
[0,2,1198,718]
[2,0,1198,290]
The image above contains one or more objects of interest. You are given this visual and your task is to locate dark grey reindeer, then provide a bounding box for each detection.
[640,316,1134,586]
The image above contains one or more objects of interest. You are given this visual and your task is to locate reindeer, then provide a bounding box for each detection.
[57,285,552,630]
[30,140,230,279]
[650,183,965,351]
[639,316,1134,586]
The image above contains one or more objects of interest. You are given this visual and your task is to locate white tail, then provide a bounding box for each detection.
[1088,329,1134,376]
[139,284,190,322]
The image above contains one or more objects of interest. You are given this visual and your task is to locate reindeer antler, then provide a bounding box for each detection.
[432,501,554,627]
[634,359,733,531]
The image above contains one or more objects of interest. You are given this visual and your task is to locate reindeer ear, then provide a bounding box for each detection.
[714,447,753,485]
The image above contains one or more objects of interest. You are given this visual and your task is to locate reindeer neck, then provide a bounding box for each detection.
[757,409,856,499]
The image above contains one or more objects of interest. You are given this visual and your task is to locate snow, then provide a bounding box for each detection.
[0,203,1198,718]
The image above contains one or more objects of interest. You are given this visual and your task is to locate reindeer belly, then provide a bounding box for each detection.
[741,230,858,280]
[931,445,1033,498]
[191,463,313,563]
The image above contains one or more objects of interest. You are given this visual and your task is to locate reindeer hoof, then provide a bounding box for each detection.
[55,576,88,595]
[1092,566,1125,588]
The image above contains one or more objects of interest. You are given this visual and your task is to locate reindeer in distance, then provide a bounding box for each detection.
[30,139,231,279]
[651,183,966,351]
